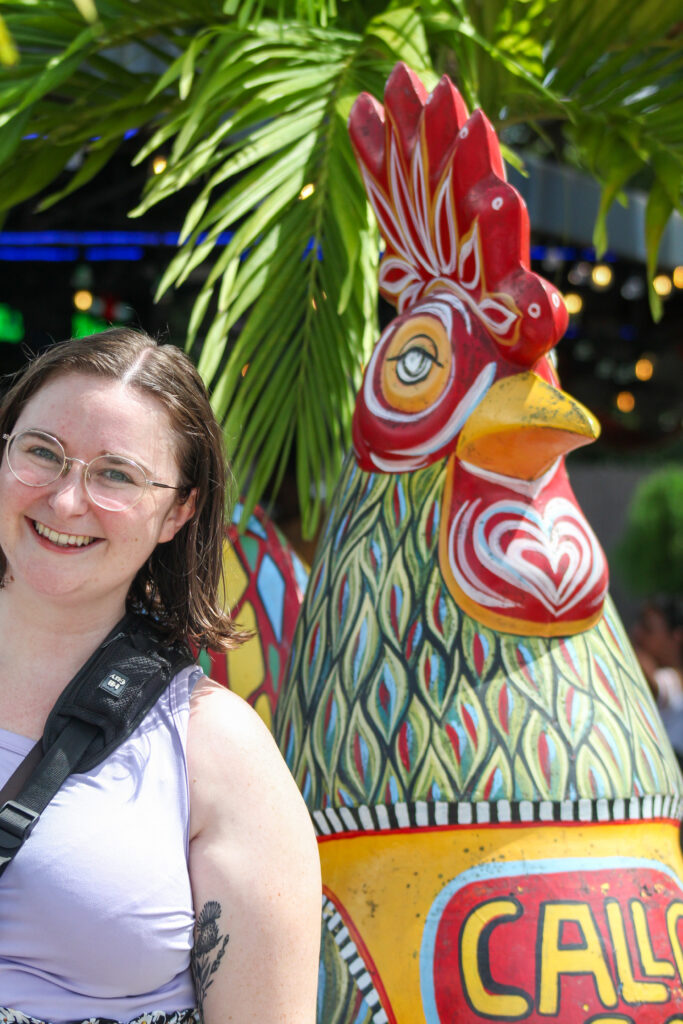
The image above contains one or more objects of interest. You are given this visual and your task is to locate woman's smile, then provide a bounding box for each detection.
[0,372,192,607]
[30,517,100,550]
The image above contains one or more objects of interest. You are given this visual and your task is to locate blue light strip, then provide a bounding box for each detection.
[0,230,235,262]
[84,245,144,261]
[0,230,233,246]
[0,246,80,261]
[529,244,616,263]
[0,232,613,266]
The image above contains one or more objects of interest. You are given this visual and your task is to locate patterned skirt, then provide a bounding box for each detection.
[0,1010,200,1024]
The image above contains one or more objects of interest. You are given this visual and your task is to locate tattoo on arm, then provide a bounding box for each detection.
[191,900,230,1015]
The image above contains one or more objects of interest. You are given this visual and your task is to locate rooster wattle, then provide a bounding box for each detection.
[275,63,683,1024]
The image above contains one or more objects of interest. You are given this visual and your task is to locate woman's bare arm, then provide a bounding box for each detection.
[187,680,321,1023]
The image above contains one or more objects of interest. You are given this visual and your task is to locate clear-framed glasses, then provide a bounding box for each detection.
[2,428,185,512]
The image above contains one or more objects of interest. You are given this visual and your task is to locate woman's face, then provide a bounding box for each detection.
[0,372,195,613]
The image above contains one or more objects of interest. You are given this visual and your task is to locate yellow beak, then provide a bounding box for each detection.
[455,371,600,481]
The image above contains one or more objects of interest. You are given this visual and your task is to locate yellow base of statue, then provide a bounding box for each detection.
[320,813,683,1023]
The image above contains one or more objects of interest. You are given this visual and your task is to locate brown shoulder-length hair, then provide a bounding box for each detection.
[0,328,248,652]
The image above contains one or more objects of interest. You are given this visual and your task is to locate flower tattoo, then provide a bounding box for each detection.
[191,900,230,1013]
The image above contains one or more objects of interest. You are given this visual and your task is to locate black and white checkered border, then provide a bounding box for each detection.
[313,794,683,835]
[322,894,389,1024]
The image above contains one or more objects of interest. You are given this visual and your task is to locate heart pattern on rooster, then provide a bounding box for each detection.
[449,496,605,616]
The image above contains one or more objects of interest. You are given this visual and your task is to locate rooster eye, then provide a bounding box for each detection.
[380,314,452,414]
[389,342,441,385]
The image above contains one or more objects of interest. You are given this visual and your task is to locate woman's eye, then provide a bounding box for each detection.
[98,467,135,486]
[29,446,61,463]
[391,347,438,385]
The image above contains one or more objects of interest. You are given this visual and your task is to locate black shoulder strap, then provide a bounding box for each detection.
[0,613,194,878]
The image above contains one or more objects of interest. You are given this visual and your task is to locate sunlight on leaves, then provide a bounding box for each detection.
[0,17,18,65]
[71,0,99,23]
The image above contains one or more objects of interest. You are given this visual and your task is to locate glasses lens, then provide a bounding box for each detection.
[8,430,65,486]
[85,456,147,511]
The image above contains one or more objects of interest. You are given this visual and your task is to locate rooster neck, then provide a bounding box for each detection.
[438,456,609,637]
[277,454,678,813]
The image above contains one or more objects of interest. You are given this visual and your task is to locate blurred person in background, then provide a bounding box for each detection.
[633,596,683,768]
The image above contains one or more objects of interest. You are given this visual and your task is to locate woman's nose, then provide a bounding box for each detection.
[47,461,91,513]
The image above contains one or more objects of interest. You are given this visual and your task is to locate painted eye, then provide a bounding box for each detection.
[391,344,438,385]
[380,314,452,413]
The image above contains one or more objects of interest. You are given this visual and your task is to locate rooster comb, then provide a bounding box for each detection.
[348,63,568,367]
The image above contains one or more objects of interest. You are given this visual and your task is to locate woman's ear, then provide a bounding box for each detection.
[159,487,198,543]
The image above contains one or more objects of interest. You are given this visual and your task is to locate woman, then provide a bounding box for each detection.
[0,329,321,1023]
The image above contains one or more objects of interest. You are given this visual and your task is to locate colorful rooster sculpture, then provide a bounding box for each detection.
[204,503,308,731]
[275,64,683,1024]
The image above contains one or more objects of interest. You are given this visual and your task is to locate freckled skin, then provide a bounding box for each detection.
[0,373,193,614]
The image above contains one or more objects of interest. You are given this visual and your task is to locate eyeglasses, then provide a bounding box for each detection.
[2,429,185,512]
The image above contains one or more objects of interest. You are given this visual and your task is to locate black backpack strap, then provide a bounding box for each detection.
[0,738,43,807]
[43,612,194,773]
[0,613,195,878]
[0,719,96,877]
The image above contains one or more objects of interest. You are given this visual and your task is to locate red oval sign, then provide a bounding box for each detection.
[421,857,683,1022]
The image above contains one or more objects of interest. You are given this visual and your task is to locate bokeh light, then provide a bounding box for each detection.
[616,390,635,413]
[564,292,583,315]
[634,357,654,382]
[653,274,672,297]
[73,289,93,311]
[592,264,613,288]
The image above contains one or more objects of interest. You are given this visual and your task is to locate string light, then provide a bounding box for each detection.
[152,155,167,175]
[621,275,645,301]
[673,266,683,289]
[616,391,635,413]
[299,183,315,200]
[73,289,93,311]
[596,358,615,380]
[573,340,594,361]
[568,261,591,285]
[634,357,654,382]
[241,363,249,378]
[653,274,672,297]
[592,264,613,288]
[563,293,583,315]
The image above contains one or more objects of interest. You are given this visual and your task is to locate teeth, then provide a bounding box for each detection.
[34,521,95,547]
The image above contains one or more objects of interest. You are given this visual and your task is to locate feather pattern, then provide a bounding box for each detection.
[275,455,680,810]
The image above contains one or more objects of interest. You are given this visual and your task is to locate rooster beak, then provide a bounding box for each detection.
[455,371,600,481]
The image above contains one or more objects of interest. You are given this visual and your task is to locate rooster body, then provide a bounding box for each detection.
[205,504,308,730]
[275,65,683,1024]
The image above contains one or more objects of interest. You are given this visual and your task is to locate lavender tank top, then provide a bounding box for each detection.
[0,664,203,1023]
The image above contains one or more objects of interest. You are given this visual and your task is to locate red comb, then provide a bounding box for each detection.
[348,63,568,367]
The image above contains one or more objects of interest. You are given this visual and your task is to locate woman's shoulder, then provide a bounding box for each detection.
[187,676,278,764]
[186,678,315,842]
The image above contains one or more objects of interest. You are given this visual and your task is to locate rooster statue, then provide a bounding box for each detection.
[275,64,683,1024]
[203,503,308,731]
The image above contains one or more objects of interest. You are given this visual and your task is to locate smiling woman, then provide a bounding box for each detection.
[0,329,321,1024]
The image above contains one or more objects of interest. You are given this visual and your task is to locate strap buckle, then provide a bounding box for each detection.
[0,799,40,852]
